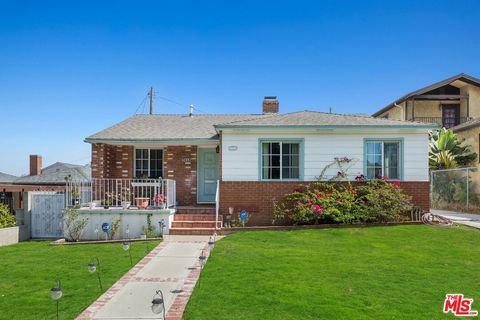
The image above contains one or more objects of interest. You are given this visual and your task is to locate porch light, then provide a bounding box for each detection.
[50,279,62,320]
[151,289,166,319]
[87,257,103,290]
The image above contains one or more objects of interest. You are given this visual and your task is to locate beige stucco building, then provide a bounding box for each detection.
[372,73,480,168]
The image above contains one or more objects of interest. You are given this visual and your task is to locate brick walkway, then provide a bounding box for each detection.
[76,236,211,320]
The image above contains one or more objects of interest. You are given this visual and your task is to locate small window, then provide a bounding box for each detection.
[365,140,401,180]
[135,149,163,178]
[381,113,389,119]
[261,141,300,180]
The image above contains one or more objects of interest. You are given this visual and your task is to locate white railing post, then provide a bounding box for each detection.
[215,180,220,230]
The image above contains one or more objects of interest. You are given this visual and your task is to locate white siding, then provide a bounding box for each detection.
[221,131,429,182]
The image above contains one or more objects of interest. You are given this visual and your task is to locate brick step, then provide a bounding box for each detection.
[169,228,220,236]
[174,214,222,221]
[171,221,222,228]
[176,206,216,214]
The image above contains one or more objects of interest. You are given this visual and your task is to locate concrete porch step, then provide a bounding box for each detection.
[171,221,222,228]
[174,214,222,221]
[176,206,216,214]
[169,227,219,236]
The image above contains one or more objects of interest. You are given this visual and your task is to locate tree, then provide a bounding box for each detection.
[429,128,477,170]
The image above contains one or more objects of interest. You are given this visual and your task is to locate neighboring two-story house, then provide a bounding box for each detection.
[372,73,480,161]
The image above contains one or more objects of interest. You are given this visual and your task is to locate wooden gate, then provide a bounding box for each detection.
[31,193,64,238]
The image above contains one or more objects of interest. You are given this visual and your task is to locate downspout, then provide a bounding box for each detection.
[394,102,404,121]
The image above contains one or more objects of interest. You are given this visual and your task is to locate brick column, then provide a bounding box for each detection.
[164,145,197,206]
[91,144,133,179]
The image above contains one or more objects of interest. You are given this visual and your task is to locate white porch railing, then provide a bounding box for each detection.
[65,178,176,209]
[215,179,220,230]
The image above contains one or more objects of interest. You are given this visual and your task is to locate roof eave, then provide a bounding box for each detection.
[214,124,438,130]
[84,137,219,144]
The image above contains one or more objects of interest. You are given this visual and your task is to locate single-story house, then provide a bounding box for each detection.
[85,97,435,226]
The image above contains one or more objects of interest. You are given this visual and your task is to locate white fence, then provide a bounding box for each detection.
[65,178,176,209]
[431,167,480,212]
[30,193,64,238]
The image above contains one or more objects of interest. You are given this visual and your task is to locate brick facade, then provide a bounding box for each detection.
[91,144,133,179]
[164,145,198,206]
[220,181,430,226]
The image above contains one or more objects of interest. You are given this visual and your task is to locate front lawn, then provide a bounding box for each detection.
[184,225,480,319]
[0,240,160,319]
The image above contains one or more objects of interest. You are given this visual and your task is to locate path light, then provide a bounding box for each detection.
[208,236,215,250]
[151,289,166,320]
[87,257,103,290]
[199,249,207,268]
[122,241,133,266]
[50,279,62,320]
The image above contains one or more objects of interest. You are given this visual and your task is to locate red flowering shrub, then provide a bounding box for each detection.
[273,180,412,225]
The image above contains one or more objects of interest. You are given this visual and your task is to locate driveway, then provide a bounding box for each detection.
[431,209,480,229]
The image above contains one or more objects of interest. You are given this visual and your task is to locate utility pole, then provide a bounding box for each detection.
[149,87,154,114]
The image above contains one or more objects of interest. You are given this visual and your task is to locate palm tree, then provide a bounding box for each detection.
[429,128,477,169]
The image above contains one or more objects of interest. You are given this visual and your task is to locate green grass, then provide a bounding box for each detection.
[184,225,480,320]
[0,240,160,320]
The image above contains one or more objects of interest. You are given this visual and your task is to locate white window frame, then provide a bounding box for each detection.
[134,148,163,178]
[260,140,302,181]
[365,140,402,180]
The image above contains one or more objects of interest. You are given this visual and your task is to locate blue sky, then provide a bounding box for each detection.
[1,0,479,175]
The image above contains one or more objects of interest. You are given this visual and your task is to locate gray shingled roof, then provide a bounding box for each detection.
[215,110,437,128]
[85,111,435,143]
[0,172,17,183]
[85,114,271,142]
[14,163,91,185]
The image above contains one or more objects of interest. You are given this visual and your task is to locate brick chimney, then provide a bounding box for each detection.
[262,96,279,114]
[29,155,42,176]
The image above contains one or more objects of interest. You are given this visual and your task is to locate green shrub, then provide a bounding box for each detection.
[273,180,412,225]
[355,180,412,223]
[0,203,16,228]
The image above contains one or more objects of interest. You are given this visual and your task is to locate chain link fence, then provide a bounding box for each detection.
[431,167,480,212]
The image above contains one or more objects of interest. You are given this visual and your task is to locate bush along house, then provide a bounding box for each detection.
[84,96,436,234]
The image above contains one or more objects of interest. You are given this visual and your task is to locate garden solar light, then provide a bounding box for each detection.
[122,241,133,266]
[50,279,62,320]
[199,249,207,268]
[151,289,166,319]
[208,236,215,249]
[88,257,103,290]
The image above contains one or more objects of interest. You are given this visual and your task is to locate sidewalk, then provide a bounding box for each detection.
[77,235,210,320]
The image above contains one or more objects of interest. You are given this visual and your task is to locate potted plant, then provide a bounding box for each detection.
[120,187,132,209]
[102,192,116,209]
[153,194,166,209]
[135,197,150,209]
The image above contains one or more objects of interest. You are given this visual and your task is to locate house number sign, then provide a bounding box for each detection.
[182,157,191,163]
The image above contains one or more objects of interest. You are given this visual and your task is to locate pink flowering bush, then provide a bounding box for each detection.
[273,180,412,225]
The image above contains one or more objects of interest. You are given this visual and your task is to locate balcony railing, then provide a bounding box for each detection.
[65,178,176,209]
[410,117,471,128]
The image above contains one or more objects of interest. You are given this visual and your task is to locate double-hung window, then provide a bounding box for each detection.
[261,141,301,180]
[365,140,401,180]
[135,149,163,178]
